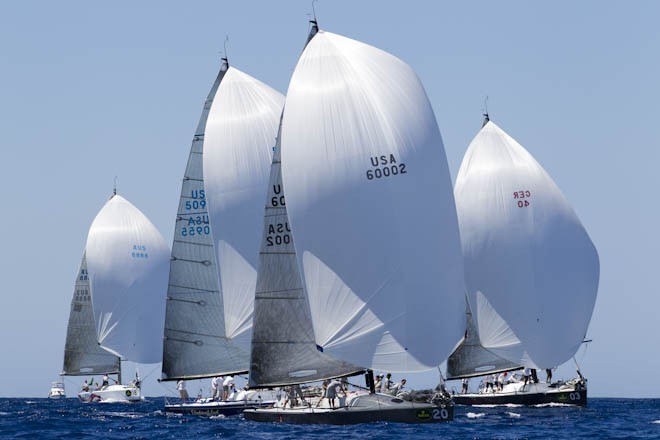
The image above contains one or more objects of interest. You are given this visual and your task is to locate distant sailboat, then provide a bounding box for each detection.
[448,116,599,406]
[161,54,283,415]
[244,21,465,424]
[62,192,169,403]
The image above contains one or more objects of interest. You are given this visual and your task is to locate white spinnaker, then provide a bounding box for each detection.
[203,67,284,342]
[281,31,465,372]
[86,194,170,364]
[455,121,599,368]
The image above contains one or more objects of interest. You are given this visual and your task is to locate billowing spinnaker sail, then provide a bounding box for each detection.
[203,67,284,346]
[280,30,465,372]
[86,194,169,364]
[162,62,284,380]
[455,120,599,368]
[62,252,120,375]
[250,121,362,387]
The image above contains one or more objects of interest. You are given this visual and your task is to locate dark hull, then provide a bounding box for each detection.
[165,400,274,416]
[244,403,453,424]
[453,388,587,406]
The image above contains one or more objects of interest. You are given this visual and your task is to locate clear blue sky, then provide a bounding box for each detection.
[1,1,657,398]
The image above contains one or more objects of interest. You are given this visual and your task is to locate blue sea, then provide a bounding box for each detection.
[1,398,659,439]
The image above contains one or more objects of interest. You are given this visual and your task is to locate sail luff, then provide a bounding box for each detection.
[62,252,120,376]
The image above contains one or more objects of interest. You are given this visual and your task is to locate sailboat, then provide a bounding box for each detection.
[160,54,284,416]
[244,21,465,424]
[61,191,170,403]
[447,115,599,406]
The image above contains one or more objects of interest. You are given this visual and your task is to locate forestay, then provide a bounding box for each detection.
[62,252,120,376]
[280,30,465,372]
[86,194,169,364]
[454,120,599,369]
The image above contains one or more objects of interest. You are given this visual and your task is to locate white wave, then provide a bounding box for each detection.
[0,412,9,416]
[473,404,498,408]
[209,414,227,420]
[466,412,486,419]
[507,412,521,418]
[652,420,660,424]
[533,402,573,408]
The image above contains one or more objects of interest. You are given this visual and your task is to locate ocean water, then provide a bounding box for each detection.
[1,398,659,439]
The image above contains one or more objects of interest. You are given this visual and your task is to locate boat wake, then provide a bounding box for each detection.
[466,412,485,418]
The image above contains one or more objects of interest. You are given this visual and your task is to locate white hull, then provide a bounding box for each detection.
[245,392,454,424]
[453,378,587,406]
[48,382,66,399]
[78,383,143,403]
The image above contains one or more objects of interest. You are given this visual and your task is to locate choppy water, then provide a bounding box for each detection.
[1,398,659,439]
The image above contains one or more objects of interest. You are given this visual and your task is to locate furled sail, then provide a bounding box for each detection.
[446,298,521,379]
[162,59,284,380]
[86,194,169,364]
[454,120,599,369]
[62,252,120,376]
[249,117,363,387]
[280,29,465,373]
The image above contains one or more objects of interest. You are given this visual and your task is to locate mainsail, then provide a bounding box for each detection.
[279,28,465,373]
[162,58,284,380]
[454,119,599,369]
[250,114,363,387]
[62,252,120,376]
[446,298,520,379]
[85,194,170,364]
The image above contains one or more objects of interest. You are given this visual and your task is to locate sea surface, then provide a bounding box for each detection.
[1,398,659,439]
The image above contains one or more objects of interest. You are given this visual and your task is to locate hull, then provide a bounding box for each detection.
[165,389,279,416]
[48,391,66,399]
[165,400,276,416]
[244,393,453,425]
[453,381,587,406]
[78,384,143,403]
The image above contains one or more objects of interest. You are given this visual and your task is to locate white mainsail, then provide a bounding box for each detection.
[62,252,121,376]
[162,59,283,380]
[280,29,465,373]
[454,119,599,369]
[86,194,169,364]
